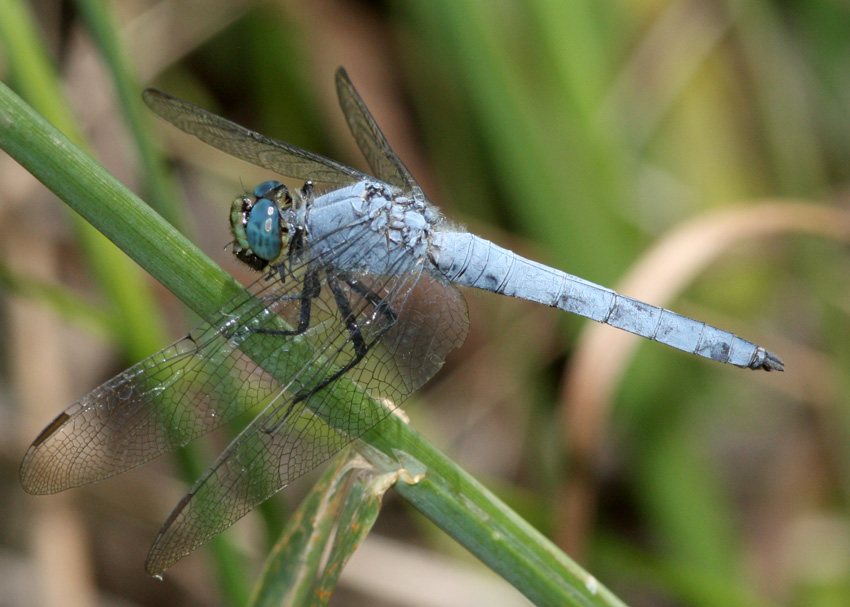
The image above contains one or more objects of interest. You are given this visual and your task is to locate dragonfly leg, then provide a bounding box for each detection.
[340,273,398,326]
[250,270,322,337]
[288,273,395,390]
[263,273,393,435]
[295,274,395,389]
[327,275,369,359]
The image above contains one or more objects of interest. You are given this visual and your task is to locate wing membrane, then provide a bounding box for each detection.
[19,212,382,494]
[335,68,424,200]
[20,209,469,574]
[20,291,290,494]
[145,234,468,574]
[143,89,371,185]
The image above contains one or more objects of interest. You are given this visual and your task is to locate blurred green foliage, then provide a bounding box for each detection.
[2,1,849,606]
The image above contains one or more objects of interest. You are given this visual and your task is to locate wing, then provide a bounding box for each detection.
[335,68,425,200]
[19,283,294,494]
[20,214,469,575]
[145,260,468,574]
[143,89,372,186]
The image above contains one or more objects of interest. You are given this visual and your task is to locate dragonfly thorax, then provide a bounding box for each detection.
[230,180,295,271]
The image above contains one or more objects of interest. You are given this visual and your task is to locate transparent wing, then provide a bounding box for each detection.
[146,259,468,574]
[143,89,371,186]
[19,283,299,494]
[335,68,425,200]
[20,216,469,574]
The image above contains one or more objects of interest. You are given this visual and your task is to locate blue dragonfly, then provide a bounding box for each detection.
[20,68,783,575]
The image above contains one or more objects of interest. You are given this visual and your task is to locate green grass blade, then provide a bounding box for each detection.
[0,0,167,361]
[249,448,360,607]
[73,0,185,228]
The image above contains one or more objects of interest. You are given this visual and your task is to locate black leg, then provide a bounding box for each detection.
[251,269,321,337]
[328,275,369,359]
[293,273,398,392]
[264,273,386,433]
[340,274,398,326]
[260,271,400,434]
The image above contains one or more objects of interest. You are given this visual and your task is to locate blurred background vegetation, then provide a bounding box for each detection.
[1,0,848,606]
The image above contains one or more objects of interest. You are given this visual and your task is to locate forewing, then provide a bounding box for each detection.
[18,269,333,494]
[19,214,393,494]
[335,68,424,200]
[145,244,469,574]
[143,89,371,185]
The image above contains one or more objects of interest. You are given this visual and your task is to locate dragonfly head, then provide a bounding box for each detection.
[230,180,292,271]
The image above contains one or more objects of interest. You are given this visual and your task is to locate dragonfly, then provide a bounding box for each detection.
[20,68,784,576]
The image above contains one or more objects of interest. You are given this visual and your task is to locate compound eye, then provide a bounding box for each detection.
[245,198,282,260]
[253,180,283,200]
